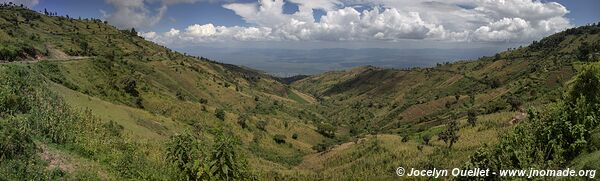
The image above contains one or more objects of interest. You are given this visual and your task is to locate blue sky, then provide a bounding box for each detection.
[553,0,600,26]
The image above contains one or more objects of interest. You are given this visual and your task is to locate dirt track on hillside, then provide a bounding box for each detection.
[0,56,91,64]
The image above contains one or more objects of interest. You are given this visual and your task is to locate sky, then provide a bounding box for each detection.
[5,0,598,46]
[2,0,599,74]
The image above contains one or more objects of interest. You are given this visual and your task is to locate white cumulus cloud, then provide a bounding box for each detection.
[141,0,573,44]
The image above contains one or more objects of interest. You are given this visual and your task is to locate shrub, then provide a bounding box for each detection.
[166,133,199,180]
[422,135,430,145]
[215,109,226,121]
[0,116,35,160]
[467,110,477,127]
[199,98,208,104]
[292,133,298,140]
[197,132,253,180]
[401,135,409,142]
[506,95,522,111]
[102,120,124,137]
[237,115,248,129]
[312,143,328,152]
[273,134,286,144]
[256,120,267,131]
[317,123,335,138]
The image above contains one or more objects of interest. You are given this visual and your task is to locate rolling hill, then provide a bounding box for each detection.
[1,4,599,180]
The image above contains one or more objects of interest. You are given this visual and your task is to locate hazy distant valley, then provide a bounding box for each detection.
[180,47,511,76]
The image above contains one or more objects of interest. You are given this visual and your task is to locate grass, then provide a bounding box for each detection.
[2,5,599,180]
[50,82,179,140]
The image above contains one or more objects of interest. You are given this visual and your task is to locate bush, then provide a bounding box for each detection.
[0,116,35,160]
[273,134,286,144]
[506,95,522,111]
[199,98,208,104]
[422,135,430,145]
[237,115,248,129]
[292,133,298,140]
[102,120,124,137]
[215,109,226,121]
[317,123,335,138]
[401,135,409,142]
[467,110,477,127]
[256,120,267,131]
[312,143,328,152]
[165,133,199,180]
[197,132,253,180]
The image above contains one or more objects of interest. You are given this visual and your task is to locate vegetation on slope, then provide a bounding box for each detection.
[1,3,600,180]
[0,4,325,180]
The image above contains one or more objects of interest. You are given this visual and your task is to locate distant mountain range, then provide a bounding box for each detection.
[178,46,514,76]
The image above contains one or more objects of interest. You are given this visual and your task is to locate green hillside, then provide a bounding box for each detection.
[1,4,600,180]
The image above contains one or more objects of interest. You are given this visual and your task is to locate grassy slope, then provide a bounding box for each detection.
[290,24,600,178]
[2,5,600,180]
[1,6,328,179]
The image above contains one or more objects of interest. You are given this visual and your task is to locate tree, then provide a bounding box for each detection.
[467,110,477,127]
[438,120,460,149]
[215,109,226,121]
[292,133,298,140]
[130,28,137,36]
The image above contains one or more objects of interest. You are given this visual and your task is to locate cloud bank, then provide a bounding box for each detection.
[140,0,572,44]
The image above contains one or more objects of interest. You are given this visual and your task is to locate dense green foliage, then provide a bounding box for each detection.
[166,133,201,180]
[464,64,600,179]
[0,65,170,180]
[1,4,600,180]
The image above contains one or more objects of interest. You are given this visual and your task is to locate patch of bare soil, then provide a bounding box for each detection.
[38,144,111,179]
[38,144,75,173]
[45,44,71,60]
[509,110,527,125]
